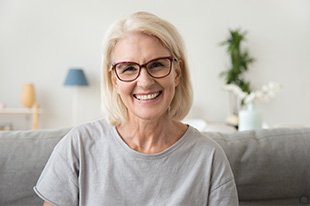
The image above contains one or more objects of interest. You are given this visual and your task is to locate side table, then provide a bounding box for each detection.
[0,105,41,130]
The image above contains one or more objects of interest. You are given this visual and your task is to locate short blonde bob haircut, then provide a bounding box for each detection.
[102,11,192,125]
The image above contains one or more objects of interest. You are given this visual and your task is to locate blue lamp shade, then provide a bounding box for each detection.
[64,68,89,86]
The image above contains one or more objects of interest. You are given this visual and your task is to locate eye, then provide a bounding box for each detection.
[147,60,165,70]
[116,64,138,74]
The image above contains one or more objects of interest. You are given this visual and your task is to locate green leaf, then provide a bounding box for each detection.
[219,28,255,93]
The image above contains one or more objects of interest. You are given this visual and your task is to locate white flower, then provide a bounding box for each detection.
[224,82,281,105]
[223,84,247,99]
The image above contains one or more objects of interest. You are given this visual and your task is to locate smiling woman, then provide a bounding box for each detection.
[102,12,193,125]
[33,11,238,206]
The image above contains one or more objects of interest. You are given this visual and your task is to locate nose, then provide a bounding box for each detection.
[136,67,155,86]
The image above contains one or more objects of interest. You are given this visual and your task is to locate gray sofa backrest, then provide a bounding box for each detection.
[205,128,310,206]
[0,128,70,206]
[1,127,309,206]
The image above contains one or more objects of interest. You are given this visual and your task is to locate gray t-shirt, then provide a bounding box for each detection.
[34,119,238,206]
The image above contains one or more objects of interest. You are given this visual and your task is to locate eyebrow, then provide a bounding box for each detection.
[112,56,173,66]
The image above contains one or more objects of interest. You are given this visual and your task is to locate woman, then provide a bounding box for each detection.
[34,11,238,206]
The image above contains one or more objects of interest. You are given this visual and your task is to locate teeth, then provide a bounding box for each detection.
[135,92,160,100]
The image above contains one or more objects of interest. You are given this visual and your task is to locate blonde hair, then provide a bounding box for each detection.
[101,11,192,125]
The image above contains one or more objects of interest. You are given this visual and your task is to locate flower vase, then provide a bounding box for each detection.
[238,103,262,131]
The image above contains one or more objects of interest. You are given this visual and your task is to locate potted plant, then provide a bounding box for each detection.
[220,28,255,126]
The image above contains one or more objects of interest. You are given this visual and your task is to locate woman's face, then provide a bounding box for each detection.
[111,32,181,122]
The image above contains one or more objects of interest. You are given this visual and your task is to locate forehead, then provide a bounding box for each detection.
[111,32,170,62]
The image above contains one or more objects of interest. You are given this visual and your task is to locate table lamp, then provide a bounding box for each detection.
[64,68,89,125]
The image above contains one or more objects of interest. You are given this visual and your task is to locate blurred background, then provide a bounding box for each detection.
[0,0,309,130]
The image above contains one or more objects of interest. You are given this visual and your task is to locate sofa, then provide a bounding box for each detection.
[0,126,309,206]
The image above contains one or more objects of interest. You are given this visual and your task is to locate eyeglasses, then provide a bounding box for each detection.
[111,56,176,82]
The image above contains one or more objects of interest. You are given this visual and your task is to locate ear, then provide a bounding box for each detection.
[174,60,182,86]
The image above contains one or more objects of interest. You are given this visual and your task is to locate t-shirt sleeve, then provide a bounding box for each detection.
[33,130,79,206]
[208,142,239,206]
[208,178,239,205]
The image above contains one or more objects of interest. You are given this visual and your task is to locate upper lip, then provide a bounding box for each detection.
[134,91,160,95]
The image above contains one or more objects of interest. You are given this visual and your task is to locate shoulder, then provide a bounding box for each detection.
[186,126,234,175]
[55,119,113,151]
[185,126,225,156]
[68,119,112,138]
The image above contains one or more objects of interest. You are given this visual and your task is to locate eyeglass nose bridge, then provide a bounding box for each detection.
[136,63,154,80]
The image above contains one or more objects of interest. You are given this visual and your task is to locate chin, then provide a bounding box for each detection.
[133,110,168,121]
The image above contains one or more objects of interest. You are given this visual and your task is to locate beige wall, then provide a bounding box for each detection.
[0,0,309,129]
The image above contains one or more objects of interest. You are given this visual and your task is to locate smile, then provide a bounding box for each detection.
[134,92,161,101]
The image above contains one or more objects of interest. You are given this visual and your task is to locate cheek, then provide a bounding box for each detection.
[114,81,133,97]
[163,77,178,95]
[112,76,124,95]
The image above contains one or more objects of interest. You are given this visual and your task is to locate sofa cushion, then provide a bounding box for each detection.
[205,128,310,205]
[0,128,70,206]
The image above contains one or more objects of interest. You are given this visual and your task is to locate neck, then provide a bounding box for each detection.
[116,118,187,154]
